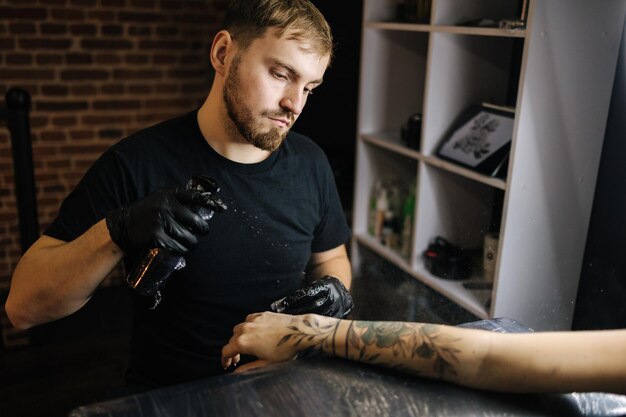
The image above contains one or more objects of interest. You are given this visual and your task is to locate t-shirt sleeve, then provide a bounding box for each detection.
[44,148,135,242]
[310,155,352,253]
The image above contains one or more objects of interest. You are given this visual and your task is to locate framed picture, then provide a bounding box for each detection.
[437,104,514,178]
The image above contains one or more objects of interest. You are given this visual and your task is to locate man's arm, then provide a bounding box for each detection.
[222,312,626,395]
[5,219,123,329]
[307,244,351,289]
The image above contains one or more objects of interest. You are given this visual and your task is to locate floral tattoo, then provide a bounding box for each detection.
[350,321,461,378]
[276,315,339,353]
[276,318,461,379]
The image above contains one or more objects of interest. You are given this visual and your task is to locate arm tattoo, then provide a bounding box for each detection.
[347,321,461,378]
[276,315,338,352]
[277,319,461,379]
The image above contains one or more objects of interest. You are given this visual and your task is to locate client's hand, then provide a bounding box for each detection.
[221,312,337,373]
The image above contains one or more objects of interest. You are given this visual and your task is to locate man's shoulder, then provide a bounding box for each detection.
[112,111,197,155]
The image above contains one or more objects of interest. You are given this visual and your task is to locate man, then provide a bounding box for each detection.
[6,0,352,388]
[222,312,626,395]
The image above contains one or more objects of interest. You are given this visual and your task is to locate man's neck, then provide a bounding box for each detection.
[197,93,272,164]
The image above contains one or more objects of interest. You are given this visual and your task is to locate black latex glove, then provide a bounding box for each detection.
[271,276,353,318]
[106,187,226,254]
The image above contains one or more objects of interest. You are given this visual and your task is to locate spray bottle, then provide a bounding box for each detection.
[126,175,227,308]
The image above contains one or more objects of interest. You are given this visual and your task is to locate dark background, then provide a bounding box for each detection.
[572,15,626,330]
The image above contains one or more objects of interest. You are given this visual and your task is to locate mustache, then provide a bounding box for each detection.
[263,110,294,124]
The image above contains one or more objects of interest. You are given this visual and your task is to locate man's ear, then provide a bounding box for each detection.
[210,30,234,76]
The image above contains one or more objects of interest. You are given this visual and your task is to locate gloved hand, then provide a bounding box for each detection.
[271,276,353,318]
[106,187,226,254]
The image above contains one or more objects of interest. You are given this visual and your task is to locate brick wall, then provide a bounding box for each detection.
[0,0,226,295]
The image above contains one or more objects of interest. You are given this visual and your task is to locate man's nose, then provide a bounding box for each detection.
[280,88,306,116]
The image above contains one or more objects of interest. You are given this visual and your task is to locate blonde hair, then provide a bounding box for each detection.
[223,0,334,60]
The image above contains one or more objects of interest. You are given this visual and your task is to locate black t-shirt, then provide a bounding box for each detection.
[45,110,351,387]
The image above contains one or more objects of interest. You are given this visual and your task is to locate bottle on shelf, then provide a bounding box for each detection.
[368,180,382,237]
[401,185,416,260]
[375,186,389,240]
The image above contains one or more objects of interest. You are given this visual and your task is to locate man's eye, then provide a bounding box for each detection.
[273,72,288,80]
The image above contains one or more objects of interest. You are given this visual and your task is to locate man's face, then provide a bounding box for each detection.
[223,28,329,152]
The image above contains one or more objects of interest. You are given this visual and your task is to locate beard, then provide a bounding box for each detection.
[223,54,293,152]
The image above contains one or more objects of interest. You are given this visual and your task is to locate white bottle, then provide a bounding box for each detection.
[375,187,389,240]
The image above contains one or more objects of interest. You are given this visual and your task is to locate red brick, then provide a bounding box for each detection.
[42,85,69,96]
[36,100,88,112]
[59,144,110,154]
[128,26,151,36]
[69,24,97,36]
[70,0,97,5]
[46,159,71,169]
[8,23,36,35]
[92,99,141,110]
[6,54,32,65]
[94,53,122,65]
[70,85,97,95]
[0,69,55,80]
[130,0,156,8]
[87,10,116,21]
[50,8,85,21]
[40,23,68,35]
[156,26,179,37]
[155,84,178,94]
[40,131,66,142]
[119,11,162,22]
[128,84,152,94]
[100,84,125,95]
[20,38,73,50]
[82,115,132,125]
[98,129,123,139]
[38,0,67,5]
[153,54,176,64]
[0,38,16,50]
[51,116,76,126]
[60,69,109,81]
[69,130,95,140]
[101,25,123,36]
[139,39,186,50]
[36,53,63,65]
[65,53,93,64]
[0,7,48,20]
[124,54,149,65]
[82,39,133,50]
[101,0,126,6]
[112,69,161,79]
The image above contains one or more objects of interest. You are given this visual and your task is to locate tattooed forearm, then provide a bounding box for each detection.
[345,321,461,379]
[277,314,339,352]
[275,317,462,380]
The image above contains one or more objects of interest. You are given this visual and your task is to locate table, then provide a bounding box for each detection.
[69,354,626,416]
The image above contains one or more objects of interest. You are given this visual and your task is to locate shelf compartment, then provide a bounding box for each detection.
[361,131,421,161]
[358,28,428,134]
[414,164,502,268]
[352,140,418,239]
[431,0,523,27]
[421,155,505,190]
[360,131,506,190]
[365,22,525,38]
[354,233,489,319]
[422,32,523,156]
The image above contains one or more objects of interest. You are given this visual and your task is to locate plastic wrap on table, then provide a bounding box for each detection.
[457,316,534,333]
[69,356,626,417]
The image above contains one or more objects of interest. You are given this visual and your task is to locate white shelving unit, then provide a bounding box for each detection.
[351,0,626,330]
